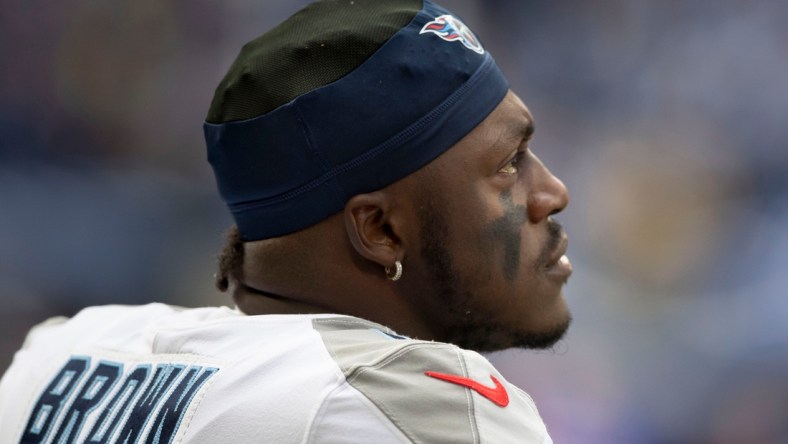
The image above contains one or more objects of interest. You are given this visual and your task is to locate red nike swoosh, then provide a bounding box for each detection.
[424,371,509,407]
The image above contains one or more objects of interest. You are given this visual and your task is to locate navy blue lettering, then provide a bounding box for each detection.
[20,356,219,443]
[145,366,218,444]
[116,364,184,443]
[50,361,122,444]
[21,356,90,444]
[86,364,150,443]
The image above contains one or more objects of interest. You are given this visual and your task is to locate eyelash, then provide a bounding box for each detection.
[499,150,526,175]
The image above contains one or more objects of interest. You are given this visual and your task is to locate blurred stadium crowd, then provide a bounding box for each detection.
[1,1,787,442]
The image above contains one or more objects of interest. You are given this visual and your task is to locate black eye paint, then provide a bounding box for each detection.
[487,189,527,281]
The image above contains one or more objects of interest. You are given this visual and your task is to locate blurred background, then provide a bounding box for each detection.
[2,0,787,442]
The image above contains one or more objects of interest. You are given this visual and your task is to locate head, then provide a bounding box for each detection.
[208,0,572,352]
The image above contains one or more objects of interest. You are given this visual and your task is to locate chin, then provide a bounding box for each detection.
[511,314,572,350]
[446,311,572,353]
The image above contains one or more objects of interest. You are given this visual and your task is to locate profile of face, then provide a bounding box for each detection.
[403,91,572,352]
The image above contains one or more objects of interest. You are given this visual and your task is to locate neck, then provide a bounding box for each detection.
[233,284,332,315]
[231,280,438,341]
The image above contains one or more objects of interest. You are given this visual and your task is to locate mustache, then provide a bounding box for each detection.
[536,219,564,270]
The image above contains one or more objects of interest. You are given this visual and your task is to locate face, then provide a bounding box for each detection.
[404,91,572,352]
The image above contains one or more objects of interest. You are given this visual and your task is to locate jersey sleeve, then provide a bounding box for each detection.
[310,317,552,444]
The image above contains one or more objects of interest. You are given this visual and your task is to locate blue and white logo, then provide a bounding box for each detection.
[420,14,485,54]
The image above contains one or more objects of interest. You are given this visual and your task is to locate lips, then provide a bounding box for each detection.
[544,233,573,282]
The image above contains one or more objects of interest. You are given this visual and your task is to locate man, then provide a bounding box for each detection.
[0,0,571,442]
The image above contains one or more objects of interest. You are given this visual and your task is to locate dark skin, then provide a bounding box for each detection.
[490,189,528,281]
[233,90,572,352]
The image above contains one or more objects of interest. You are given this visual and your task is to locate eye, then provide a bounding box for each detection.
[499,151,525,175]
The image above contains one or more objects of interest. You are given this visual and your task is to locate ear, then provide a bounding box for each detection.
[343,192,403,267]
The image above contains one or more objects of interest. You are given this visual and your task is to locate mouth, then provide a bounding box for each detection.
[544,233,573,283]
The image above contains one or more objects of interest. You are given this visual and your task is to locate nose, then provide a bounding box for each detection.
[526,153,569,224]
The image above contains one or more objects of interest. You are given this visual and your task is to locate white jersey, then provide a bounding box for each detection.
[0,303,552,443]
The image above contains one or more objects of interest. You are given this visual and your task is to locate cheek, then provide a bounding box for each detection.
[439,185,540,288]
[463,223,551,312]
[453,211,494,270]
[486,206,527,281]
[473,187,533,282]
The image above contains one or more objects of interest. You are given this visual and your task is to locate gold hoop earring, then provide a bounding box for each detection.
[385,260,402,281]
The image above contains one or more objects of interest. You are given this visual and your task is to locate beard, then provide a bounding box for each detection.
[417,195,571,352]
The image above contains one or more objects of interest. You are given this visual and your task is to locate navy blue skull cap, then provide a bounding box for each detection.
[204,0,509,240]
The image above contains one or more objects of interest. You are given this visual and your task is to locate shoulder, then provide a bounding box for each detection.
[310,317,552,444]
[17,303,207,350]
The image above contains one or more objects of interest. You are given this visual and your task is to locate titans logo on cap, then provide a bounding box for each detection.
[420,14,484,54]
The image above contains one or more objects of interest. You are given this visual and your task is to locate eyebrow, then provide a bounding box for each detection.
[488,116,536,162]
[496,119,534,155]
[514,118,535,143]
